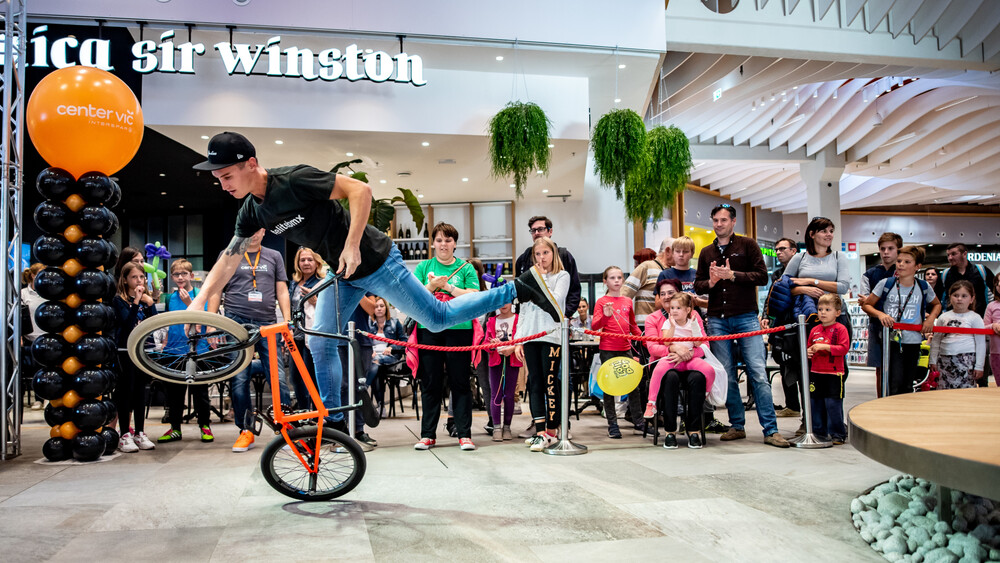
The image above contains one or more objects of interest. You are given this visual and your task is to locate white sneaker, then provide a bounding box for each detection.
[134,432,155,450]
[118,432,139,453]
[529,434,555,452]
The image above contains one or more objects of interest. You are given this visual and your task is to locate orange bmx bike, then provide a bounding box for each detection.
[126,274,375,501]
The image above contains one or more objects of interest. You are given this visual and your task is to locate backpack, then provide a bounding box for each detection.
[941,264,994,310]
[874,277,929,321]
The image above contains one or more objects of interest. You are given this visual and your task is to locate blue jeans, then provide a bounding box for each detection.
[706,312,778,436]
[309,244,517,421]
[225,311,289,431]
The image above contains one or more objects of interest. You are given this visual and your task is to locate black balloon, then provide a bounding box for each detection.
[42,437,72,461]
[31,335,68,368]
[32,235,74,266]
[73,335,115,366]
[32,369,67,400]
[107,180,122,208]
[43,404,71,427]
[101,398,117,425]
[73,302,115,333]
[33,268,72,300]
[34,201,75,234]
[34,301,72,333]
[100,427,119,455]
[36,167,76,200]
[76,172,114,204]
[71,431,106,461]
[73,269,115,301]
[74,237,112,268]
[103,243,119,271]
[72,400,106,430]
[77,205,116,238]
[72,369,112,398]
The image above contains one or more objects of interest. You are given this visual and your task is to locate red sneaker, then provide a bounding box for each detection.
[413,438,436,450]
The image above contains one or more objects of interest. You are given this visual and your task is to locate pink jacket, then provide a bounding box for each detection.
[485,315,522,368]
[644,308,706,362]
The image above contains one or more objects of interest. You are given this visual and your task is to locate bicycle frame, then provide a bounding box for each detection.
[256,273,360,475]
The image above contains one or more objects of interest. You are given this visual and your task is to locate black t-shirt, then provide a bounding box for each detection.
[235,165,392,279]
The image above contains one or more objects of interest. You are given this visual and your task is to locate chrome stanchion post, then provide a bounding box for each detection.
[347,320,356,440]
[790,314,831,448]
[545,318,587,455]
[881,325,891,398]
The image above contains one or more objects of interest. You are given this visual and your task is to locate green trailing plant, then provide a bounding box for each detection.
[591,108,647,198]
[487,101,551,198]
[333,158,424,232]
[623,125,692,222]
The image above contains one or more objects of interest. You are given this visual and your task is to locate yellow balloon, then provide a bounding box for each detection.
[597,357,643,396]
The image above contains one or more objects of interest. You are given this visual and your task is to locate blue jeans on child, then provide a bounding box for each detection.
[308,245,517,422]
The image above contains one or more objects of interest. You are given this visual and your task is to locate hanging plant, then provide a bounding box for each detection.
[333,158,424,232]
[488,101,551,198]
[591,108,647,198]
[623,125,692,222]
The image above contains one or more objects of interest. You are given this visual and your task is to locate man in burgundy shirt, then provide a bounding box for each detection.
[694,204,789,448]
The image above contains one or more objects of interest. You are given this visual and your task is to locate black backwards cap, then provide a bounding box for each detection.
[192,131,256,171]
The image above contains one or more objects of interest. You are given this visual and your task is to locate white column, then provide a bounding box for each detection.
[799,148,846,248]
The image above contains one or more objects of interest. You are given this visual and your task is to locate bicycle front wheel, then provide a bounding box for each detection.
[127,310,253,385]
[261,427,367,502]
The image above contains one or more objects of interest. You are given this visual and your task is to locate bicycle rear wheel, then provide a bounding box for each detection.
[127,310,253,384]
[260,427,366,501]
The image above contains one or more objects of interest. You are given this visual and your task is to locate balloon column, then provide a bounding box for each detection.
[26,66,143,462]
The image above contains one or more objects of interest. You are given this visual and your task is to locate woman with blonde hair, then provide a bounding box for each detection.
[288,247,328,410]
[514,237,569,451]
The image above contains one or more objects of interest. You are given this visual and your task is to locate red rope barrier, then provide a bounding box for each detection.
[360,330,552,352]
[892,322,995,336]
[580,323,794,343]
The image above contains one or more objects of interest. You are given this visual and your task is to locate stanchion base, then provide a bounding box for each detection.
[789,433,833,449]
[544,439,588,456]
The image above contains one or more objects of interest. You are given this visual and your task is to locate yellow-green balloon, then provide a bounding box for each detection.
[597,357,642,396]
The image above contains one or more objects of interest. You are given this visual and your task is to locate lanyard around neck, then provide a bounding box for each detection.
[244,251,261,290]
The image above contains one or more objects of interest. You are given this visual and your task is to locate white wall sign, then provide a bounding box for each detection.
[968,252,999,262]
[2,26,426,86]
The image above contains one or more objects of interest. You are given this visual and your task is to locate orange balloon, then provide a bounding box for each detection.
[64,225,84,243]
[64,293,83,308]
[59,421,80,440]
[50,426,62,438]
[27,66,143,179]
[62,258,84,277]
[62,389,83,409]
[62,356,83,375]
[61,325,84,343]
[50,397,63,408]
[65,194,86,212]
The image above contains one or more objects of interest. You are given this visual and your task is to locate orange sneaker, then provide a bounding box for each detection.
[232,430,255,452]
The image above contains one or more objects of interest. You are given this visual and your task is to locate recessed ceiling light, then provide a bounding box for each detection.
[159,173,165,177]
[213,182,219,185]
[364,49,373,54]
[379,179,387,184]
[417,194,424,198]
[509,184,515,188]
[614,98,621,103]
[346,152,354,156]
[461,178,468,182]
[537,170,544,174]
[542,189,549,193]
[496,56,504,61]
[200,135,209,140]
[618,64,626,69]
[547,144,554,148]
[179,205,184,209]
[421,141,430,147]
[275,140,283,145]
[160,191,167,195]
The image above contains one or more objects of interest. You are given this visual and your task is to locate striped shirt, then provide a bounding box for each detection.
[622,259,666,327]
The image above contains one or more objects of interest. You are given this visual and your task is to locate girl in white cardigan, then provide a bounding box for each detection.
[514,237,569,452]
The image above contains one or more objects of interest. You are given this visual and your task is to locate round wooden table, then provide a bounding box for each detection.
[849,388,1000,506]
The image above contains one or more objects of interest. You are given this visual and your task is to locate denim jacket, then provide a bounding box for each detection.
[368,317,407,357]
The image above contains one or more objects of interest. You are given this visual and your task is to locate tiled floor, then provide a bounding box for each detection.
[1,369,897,562]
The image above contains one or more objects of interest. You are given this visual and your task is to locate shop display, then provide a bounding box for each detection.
[846,298,869,366]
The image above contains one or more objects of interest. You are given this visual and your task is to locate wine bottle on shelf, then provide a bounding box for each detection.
[423,242,429,258]
[422,223,428,237]
[404,243,412,260]
[406,227,412,239]
[397,225,404,239]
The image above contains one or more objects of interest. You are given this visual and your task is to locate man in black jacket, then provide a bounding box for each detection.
[514,216,582,317]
